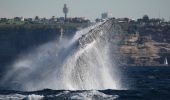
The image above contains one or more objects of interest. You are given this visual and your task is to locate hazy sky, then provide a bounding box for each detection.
[0,0,170,20]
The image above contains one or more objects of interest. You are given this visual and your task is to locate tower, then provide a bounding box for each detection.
[63,4,68,20]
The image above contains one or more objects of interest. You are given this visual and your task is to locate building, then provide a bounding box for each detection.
[101,12,112,19]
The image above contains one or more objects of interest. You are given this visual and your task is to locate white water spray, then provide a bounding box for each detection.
[0,19,123,91]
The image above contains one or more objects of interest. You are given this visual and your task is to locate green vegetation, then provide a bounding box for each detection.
[0,22,90,30]
[0,19,25,25]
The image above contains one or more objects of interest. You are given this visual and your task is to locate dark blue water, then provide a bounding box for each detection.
[0,66,170,100]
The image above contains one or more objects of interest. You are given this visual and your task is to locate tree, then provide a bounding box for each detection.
[51,16,55,21]
[35,16,39,20]
[142,15,149,23]
[0,18,7,22]
[14,17,21,21]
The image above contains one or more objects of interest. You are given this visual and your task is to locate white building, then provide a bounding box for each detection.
[101,12,112,19]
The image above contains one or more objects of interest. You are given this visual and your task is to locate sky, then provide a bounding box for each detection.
[0,0,170,20]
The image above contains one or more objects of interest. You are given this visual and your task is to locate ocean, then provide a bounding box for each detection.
[0,66,170,100]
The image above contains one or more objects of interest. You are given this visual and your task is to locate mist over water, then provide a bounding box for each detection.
[0,19,124,91]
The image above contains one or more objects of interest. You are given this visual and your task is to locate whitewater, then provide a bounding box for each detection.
[0,19,123,91]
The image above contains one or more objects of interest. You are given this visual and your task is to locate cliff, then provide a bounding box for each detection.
[118,21,170,66]
[0,24,86,73]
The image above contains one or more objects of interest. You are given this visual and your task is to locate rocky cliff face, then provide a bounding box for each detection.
[118,22,170,66]
[120,38,170,66]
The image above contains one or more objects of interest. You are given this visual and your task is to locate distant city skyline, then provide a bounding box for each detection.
[0,0,170,21]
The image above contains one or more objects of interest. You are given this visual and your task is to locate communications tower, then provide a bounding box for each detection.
[63,4,68,20]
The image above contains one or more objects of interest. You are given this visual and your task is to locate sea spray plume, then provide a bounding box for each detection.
[60,19,122,90]
[0,19,124,91]
[0,41,63,90]
[0,21,104,90]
